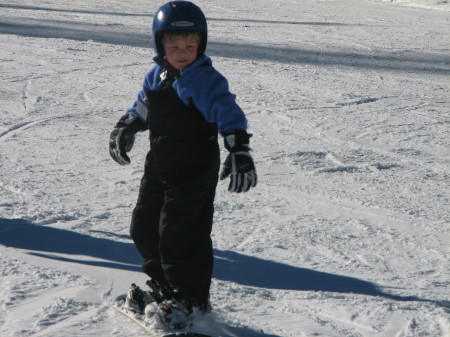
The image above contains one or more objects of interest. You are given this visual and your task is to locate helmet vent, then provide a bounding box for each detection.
[171,21,194,27]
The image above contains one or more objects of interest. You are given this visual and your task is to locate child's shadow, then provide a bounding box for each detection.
[1,219,447,336]
[213,249,446,306]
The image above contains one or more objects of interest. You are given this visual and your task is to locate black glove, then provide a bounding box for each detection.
[220,130,257,193]
[109,114,143,165]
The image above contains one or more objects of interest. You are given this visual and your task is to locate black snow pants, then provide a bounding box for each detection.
[129,83,220,307]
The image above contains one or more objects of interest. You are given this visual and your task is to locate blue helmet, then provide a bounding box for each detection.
[152,1,208,57]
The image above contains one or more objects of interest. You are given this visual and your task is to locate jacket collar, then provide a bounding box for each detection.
[153,54,212,75]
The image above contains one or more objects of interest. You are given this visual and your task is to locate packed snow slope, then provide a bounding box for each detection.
[1,0,449,336]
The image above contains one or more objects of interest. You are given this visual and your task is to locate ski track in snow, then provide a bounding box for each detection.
[1,0,449,336]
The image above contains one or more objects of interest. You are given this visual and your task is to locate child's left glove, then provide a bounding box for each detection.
[220,130,257,193]
[109,114,143,165]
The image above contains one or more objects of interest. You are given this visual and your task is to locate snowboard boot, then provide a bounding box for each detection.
[145,279,166,304]
[144,279,174,320]
[125,283,151,313]
[155,296,194,329]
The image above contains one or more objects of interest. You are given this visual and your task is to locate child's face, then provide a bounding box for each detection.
[163,34,199,71]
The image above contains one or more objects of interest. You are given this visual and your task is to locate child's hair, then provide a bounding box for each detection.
[162,31,202,45]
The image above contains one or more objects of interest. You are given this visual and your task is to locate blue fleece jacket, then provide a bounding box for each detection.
[126,55,248,134]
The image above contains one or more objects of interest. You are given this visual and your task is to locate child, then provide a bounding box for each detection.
[109,0,257,327]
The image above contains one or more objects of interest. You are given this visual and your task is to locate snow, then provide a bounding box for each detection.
[1,0,449,336]
[376,0,450,11]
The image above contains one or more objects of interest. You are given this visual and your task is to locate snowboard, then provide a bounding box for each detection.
[111,299,213,337]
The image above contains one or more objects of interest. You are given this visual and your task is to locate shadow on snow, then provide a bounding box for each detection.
[0,4,358,25]
[213,250,445,306]
[0,217,142,271]
[1,217,447,312]
[0,16,448,74]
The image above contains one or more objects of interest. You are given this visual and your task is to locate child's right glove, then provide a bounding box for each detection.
[220,130,257,193]
[109,114,144,165]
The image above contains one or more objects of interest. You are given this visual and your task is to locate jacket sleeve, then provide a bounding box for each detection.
[174,65,248,134]
[125,66,162,129]
[125,91,148,128]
